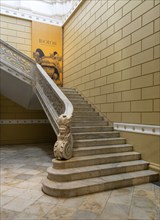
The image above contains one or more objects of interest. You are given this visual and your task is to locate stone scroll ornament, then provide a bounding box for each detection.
[54,114,73,160]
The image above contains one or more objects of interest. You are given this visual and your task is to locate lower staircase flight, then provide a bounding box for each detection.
[0,39,158,198]
[42,87,159,197]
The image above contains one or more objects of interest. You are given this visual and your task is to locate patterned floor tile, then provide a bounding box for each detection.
[0,144,159,220]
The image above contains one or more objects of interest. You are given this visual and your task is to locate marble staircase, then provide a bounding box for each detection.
[42,88,159,197]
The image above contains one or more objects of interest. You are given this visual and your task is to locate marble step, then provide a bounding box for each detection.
[71,126,113,133]
[73,116,104,122]
[73,144,132,156]
[47,160,149,182]
[53,151,141,169]
[61,88,76,91]
[71,120,108,126]
[62,90,79,94]
[42,170,159,197]
[73,111,99,116]
[74,107,94,112]
[68,96,85,101]
[70,99,88,104]
[73,103,92,108]
[73,131,120,140]
[74,137,126,147]
[65,93,82,98]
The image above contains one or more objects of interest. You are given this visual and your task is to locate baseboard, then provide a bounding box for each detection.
[149,162,160,174]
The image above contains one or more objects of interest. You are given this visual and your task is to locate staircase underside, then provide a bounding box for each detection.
[0,65,42,109]
[42,88,159,197]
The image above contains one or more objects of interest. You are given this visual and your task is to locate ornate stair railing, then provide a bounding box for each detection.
[0,39,74,160]
[0,39,34,85]
[35,64,74,159]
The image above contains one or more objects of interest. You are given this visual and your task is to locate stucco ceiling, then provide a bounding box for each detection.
[0,0,82,26]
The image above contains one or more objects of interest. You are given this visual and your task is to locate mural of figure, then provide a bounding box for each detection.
[33,48,62,85]
[51,67,60,81]
[33,48,45,64]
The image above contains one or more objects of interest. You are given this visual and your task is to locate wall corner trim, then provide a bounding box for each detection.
[114,123,160,136]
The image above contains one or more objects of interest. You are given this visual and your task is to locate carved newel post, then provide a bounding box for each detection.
[54,114,73,160]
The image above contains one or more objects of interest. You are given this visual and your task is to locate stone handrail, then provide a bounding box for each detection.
[0,39,74,160]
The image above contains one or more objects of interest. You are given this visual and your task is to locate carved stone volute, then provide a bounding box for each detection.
[54,114,73,160]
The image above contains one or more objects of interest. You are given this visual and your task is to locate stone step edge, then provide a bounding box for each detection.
[42,170,158,197]
[73,144,132,151]
[47,160,149,178]
[73,105,92,107]
[53,151,140,164]
[71,126,113,129]
[72,118,104,122]
[64,93,82,95]
[54,151,140,161]
[73,145,133,157]
[71,127,113,132]
[69,98,85,100]
[72,116,104,119]
[74,137,126,142]
[71,128,113,132]
[72,131,120,135]
[53,153,141,169]
[61,87,76,90]
[71,120,108,126]
[73,111,99,114]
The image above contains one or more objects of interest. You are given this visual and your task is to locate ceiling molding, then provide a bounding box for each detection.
[0,6,63,26]
[0,0,82,26]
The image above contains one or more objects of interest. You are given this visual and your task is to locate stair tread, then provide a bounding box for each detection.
[72,121,107,123]
[73,115,102,117]
[72,125,112,128]
[72,125,113,129]
[53,151,140,163]
[73,144,132,151]
[73,110,98,112]
[48,160,149,174]
[74,105,92,107]
[43,170,158,189]
[74,137,126,142]
[72,131,119,135]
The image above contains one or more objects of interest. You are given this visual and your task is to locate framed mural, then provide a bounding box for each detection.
[32,21,62,86]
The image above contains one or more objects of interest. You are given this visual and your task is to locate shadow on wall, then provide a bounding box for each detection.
[0,123,57,145]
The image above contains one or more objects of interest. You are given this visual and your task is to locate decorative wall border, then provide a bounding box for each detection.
[114,123,160,136]
[0,119,49,125]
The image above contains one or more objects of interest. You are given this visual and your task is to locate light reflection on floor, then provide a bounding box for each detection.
[0,144,159,220]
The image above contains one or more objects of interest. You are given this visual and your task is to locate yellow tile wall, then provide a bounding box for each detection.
[63,0,160,126]
[0,14,32,57]
[0,15,55,144]
[0,95,54,145]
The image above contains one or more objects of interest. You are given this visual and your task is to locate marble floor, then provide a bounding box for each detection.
[0,144,160,220]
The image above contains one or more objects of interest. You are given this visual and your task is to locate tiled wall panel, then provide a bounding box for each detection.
[63,0,160,125]
[0,14,32,57]
[0,15,54,144]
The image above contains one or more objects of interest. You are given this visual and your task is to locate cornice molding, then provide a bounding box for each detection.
[0,0,82,26]
[0,6,63,26]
